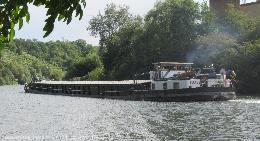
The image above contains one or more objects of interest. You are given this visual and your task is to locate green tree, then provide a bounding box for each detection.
[217,5,257,41]
[212,39,260,94]
[88,4,137,79]
[88,3,133,54]
[144,0,200,61]
[191,33,238,65]
[106,17,145,79]
[196,2,215,35]
[65,51,104,80]
[88,1,214,80]
[0,39,100,85]
[194,4,260,94]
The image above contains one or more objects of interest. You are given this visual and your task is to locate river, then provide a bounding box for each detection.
[0,85,260,140]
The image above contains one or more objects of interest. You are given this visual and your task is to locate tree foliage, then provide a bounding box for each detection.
[88,0,214,80]
[0,39,102,85]
[65,48,104,80]
[88,4,143,79]
[195,5,260,94]
[88,4,134,55]
[86,1,260,94]
[217,5,257,41]
[0,0,86,48]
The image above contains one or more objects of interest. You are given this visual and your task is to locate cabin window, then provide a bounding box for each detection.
[97,86,100,94]
[152,83,155,90]
[173,82,180,89]
[163,82,167,89]
[88,86,91,95]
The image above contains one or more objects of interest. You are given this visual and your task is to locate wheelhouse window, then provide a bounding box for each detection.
[163,82,167,89]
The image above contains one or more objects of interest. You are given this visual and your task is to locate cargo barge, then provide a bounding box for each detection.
[25,62,236,102]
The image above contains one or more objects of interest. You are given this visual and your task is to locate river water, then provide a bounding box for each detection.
[0,85,260,140]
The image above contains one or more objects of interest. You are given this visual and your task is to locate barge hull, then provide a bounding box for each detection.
[25,84,236,102]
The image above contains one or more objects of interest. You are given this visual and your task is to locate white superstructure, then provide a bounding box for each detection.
[150,62,232,90]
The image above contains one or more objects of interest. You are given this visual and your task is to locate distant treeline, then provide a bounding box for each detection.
[0,39,103,85]
[0,0,260,94]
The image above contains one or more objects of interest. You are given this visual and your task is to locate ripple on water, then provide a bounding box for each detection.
[0,86,260,140]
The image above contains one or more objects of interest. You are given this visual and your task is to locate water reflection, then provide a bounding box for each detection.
[0,86,260,140]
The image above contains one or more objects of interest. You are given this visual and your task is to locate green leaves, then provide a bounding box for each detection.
[26,13,30,23]
[9,29,15,41]
[19,18,23,30]
[87,1,214,79]
[0,38,100,84]
[88,4,132,47]
[220,5,257,40]
[144,0,200,61]
[0,0,87,42]
[76,5,84,20]
[43,17,55,37]
[0,2,28,43]
[0,42,4,52]
[88,4,142,79]
[40,0,87,38]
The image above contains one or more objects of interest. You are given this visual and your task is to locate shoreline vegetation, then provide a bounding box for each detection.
[0,39,103,85]
[0,0,260,94]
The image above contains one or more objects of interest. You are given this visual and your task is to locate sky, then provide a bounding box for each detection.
[15,0,256,46]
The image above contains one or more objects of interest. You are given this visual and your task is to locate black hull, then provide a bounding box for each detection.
[26,87,236,102]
